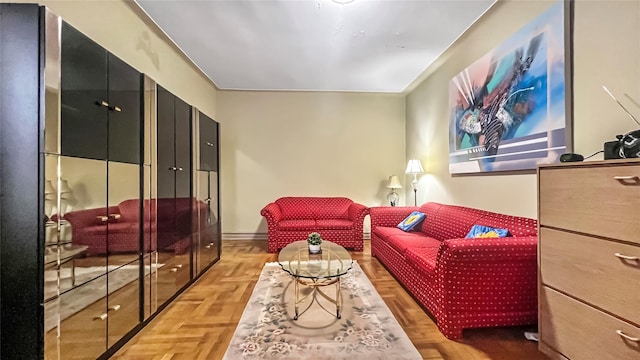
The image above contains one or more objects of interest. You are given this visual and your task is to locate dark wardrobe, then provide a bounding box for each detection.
[0,4,221,359]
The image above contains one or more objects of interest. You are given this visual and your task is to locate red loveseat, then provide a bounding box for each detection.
[62,198,206,256]
[370,202,538,339]
[261,197,369,253]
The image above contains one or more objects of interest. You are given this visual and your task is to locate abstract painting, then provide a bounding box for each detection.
[448,1,570,174]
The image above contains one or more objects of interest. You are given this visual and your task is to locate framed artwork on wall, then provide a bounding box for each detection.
[448,1,572,174]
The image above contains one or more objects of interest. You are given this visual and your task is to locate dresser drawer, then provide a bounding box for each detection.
[539,164,640,244]
[540,286,640,360]
[540,228,640,325]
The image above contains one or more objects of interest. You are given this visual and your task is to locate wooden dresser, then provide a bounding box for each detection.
[537,159,640,360]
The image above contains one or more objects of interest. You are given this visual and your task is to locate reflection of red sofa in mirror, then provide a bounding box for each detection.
[61,198,207,256]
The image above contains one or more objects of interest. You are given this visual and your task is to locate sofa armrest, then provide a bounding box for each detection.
[347,202,369,222]
[439,236,538,262]
[369,206,418,228]
[435,236,539,338]
[260,202,283,224]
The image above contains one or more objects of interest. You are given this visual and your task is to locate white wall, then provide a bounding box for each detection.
[405,0,640,218]
[217,91,405,235]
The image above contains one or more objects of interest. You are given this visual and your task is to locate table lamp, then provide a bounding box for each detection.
[386,175,402,206]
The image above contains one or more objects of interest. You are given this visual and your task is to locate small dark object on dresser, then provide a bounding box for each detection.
[560,153,584,162]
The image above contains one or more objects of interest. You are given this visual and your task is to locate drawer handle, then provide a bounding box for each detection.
[108,304,121,312]
[170,267,178,272]
[94,313,108,321]
[616,330,640,342]
[205,142,214,147]
[110,105,122,112]
[96,215,109,223]
[614,253,639,261]
[96,100,109,108]
[613,175,640,181]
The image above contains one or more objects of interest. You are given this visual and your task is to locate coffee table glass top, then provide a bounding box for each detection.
[278,240,353,279]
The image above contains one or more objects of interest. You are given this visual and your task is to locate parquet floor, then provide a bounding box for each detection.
[113,240,548,359]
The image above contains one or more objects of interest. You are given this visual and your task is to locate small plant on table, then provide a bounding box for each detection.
[307,232,322,253]
[307,232,322,245]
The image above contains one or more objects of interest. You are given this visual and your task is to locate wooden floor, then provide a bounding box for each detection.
[113,239,548,359]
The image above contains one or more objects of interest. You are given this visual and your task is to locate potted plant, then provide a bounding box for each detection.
[307,232,322,254]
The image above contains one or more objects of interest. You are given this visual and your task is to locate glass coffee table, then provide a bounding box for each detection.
[278,240,353,320]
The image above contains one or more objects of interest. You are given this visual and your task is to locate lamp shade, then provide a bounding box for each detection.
[405,159,424,174]
[386,175,402,189]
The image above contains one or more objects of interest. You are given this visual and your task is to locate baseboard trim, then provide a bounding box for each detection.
[222,233,371,240]
[222,233,268,240]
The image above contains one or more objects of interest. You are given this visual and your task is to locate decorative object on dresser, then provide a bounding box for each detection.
[260,197,369,253]
[386,174,402,206]
[538,159,640,360]
[370,202,538,339]
[601,85,640,160]
[404,159,424,206]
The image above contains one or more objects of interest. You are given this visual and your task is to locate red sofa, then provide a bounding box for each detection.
[370,202,538,339]
[62,198,206,256]
[261,197,369,253]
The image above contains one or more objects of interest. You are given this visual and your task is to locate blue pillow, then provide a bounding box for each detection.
[465,224,511,239]
[397,211,426,231]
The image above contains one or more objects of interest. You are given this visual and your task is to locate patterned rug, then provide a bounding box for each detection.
[223,262,421,359]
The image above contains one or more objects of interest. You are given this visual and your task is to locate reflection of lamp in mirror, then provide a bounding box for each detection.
[385,175,402,206]
[44,180,58,244]
[44,180,56,223]
[58,179,72,216]
[405,159,424,206]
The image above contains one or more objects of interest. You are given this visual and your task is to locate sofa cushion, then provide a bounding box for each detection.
[316,219,353,230]
[275,197,313,219]
[475,213,538,237]
[118,199,140,222]
[275,197,352,220]
[278,219,316,230]
[373,226,410,239]
[465,224,511,238]
[314,197,353,220]
[386,234,440,254]
[81,225,108,236]
[405,247,440,274]
[425,205,488,240]
[417,202,444,234]
[397,211,426,231]
[107,222,137,234]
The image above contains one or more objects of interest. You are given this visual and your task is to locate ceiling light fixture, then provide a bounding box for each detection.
[332,0,356,4]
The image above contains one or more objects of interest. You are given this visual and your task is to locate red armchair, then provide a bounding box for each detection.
[370,202,538,339]
[260,197,369,253]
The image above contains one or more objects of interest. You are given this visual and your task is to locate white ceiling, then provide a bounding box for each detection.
[136,0,495,93]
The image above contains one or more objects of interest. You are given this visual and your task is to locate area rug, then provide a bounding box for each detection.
[44,263,162,332]
[223,262,422,359]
